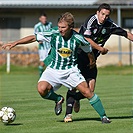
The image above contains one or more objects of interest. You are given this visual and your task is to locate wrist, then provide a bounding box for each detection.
[99,47,104,52]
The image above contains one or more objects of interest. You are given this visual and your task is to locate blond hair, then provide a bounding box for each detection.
[58,12,74,28]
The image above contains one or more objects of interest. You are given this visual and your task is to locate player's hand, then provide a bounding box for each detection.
[2,42,16,50]
[100,47,109,55]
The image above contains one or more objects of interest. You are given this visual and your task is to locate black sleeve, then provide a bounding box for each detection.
[111,23,127,38]
[79,25,86,35]
[79,15,94,36]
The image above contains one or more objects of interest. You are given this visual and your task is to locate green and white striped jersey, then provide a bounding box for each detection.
[36,27,92,70]
[34,22,52,50]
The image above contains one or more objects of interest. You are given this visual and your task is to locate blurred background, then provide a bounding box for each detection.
[0,0,133,71]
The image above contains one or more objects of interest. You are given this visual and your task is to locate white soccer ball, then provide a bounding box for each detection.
[0,107,16,124]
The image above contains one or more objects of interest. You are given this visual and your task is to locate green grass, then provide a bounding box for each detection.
[0,65,133,133]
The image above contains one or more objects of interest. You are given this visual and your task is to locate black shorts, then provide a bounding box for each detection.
[77,49,97,80]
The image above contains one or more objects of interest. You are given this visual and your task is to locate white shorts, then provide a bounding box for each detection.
[38,49,50,61]
[38,66,85,91]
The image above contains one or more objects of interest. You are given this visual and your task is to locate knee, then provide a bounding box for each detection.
[82,89,93,99]
[37,82,47,96]
[88,79,96,92]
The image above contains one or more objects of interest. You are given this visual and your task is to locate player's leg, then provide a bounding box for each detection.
[38,68,64,115]
[64,93,75,122]
[73,65,97,112]
[65,90,76,115]
[72,51,97,111]
[75,65,98,99]
[38,81,60,102]
[65,67,97,116]
[64,90,75,122]
[65,66,110,123]
[38,61,45,77]
[64,66,96,121]
[38,49,50,77]
[76,82,111,123]
[38,49,45,77]
[65,89,83,117]
[72,80,94,101]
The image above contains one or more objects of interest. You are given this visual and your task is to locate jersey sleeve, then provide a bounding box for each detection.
[79,15,96,38]
[35,27,59,42]
[35,32,51,43]
[74,33,92,53]
[111,23,127,37]
[34,24,39,33]
[80,45,92,53]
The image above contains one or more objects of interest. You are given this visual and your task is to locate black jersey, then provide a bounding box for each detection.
[79,14,127,59]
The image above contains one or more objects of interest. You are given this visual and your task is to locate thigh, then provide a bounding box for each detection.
[66,66,85,90]
[76,81,93,98]
[38,67,62,90]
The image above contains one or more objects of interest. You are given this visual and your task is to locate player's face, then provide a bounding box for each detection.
[97,9,110,24]
[39,16,47,24]
[58,21,72,38]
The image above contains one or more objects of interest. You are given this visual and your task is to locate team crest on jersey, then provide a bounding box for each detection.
[101,28,106,34]
[57,47,72,58]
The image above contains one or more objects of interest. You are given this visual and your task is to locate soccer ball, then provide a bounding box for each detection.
[0,107,16,124]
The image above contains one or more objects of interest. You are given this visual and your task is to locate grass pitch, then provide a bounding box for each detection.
[0,65,133,133]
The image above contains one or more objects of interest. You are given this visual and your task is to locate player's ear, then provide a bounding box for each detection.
[96,11,99,15]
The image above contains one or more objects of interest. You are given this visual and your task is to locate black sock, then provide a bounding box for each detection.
[65,91,75,116]
[74,91,85,101]
[65,97,75,116]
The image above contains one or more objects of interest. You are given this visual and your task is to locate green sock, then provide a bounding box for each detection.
[89,94,106,119]
[38,66,44,77]
[42,89,62,103]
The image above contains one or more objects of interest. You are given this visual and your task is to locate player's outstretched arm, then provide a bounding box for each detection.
[85,37,109,55]
[2,35,36,50]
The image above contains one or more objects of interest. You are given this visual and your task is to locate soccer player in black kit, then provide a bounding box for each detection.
[64,3,133,123]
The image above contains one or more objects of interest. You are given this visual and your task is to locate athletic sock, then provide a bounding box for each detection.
[65,93,75,116]
[74,91,85,100]
[89,94,106,119]
[42,89,62,103]
[38,65,44,77]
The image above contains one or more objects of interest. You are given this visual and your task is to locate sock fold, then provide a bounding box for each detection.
[42,89,61,103]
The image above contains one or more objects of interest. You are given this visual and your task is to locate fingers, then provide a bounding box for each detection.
[101,48,109,55]
[2,45,9,50]
[2,44,12,50]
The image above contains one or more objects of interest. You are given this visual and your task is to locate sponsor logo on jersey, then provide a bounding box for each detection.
[57,47,72,58]
[101,28,106,34]
[97,37,103,43]
[93,29,97,34]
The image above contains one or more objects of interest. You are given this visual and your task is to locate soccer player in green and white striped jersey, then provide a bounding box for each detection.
[2,12,110,123]
[34,13,52,77]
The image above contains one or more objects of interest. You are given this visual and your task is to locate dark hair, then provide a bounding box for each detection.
[40,12,47,17]
[97,3,112,13]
